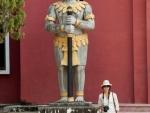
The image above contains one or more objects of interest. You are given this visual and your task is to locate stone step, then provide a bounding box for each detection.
[0,112,150,113]
[1,103,150,112]
[120,104,150,112]
[1,112,150,113]
[2,112,38,113]
[119,112,150,113]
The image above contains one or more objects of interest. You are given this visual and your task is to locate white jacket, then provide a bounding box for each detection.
[98,92,119,113]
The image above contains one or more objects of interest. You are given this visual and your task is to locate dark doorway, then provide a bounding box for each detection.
[0,41,5,70]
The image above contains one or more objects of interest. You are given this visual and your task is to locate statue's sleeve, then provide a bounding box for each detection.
[77,4,95,30]
[45,4,63,33]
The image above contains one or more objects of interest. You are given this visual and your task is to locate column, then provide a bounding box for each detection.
[133,0,148,103]
[146,0,150,103]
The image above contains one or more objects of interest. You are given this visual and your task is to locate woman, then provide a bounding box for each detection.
[98,80,119,113]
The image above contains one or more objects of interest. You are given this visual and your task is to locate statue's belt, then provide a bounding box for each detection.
[54,34,88,65]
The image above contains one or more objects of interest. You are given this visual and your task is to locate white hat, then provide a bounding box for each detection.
[101,80,112,87]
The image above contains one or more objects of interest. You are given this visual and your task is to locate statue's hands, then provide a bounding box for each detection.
[64,25,75,34]
[63,15,76,33]
[65,15,76,25]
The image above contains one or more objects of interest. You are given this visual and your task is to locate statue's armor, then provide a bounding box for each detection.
[45,0,95,101]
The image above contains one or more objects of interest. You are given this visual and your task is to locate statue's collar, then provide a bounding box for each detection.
[53,1,88,14]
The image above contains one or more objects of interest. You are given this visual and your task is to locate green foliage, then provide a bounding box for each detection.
[0,0,25,43]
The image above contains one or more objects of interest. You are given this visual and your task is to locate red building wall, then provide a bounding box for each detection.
[0,40,20,103]
[19,0,150,104]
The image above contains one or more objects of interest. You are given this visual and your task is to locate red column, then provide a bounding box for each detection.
[133,0,148,103]
[146,0,150,104]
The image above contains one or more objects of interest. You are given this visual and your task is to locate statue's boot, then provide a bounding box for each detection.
[57,97,68,102]
[57,66,68,102]
[75,96,84,101]
[74,66,85,102]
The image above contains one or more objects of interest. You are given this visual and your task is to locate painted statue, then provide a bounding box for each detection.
[45,0,95,102]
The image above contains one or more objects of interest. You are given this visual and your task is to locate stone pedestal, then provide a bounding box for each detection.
[39,102,99,113]
[3,102,99,113]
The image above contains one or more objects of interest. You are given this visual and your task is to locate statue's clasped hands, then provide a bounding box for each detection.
[64,15,76,34]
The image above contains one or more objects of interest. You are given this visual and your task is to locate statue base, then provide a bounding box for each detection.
[3,102,99,113]
[39,102,99,113]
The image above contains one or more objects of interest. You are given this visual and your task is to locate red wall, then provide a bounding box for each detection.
[147,0,150,103]
[0,40,20,103]
[20,0,150,104]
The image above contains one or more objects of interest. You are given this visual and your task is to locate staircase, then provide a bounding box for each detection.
[120,104,150,113]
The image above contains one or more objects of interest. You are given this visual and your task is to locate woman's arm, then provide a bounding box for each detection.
[113,93,120,112]
[98,94,103,113]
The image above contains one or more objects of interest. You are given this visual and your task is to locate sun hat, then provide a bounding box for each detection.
[101,80,112,87]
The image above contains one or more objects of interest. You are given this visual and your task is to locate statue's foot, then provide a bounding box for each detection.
[57,97,68,102]
[75,96,84,102]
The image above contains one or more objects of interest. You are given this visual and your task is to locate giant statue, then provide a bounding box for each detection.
[45,0,95,102]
